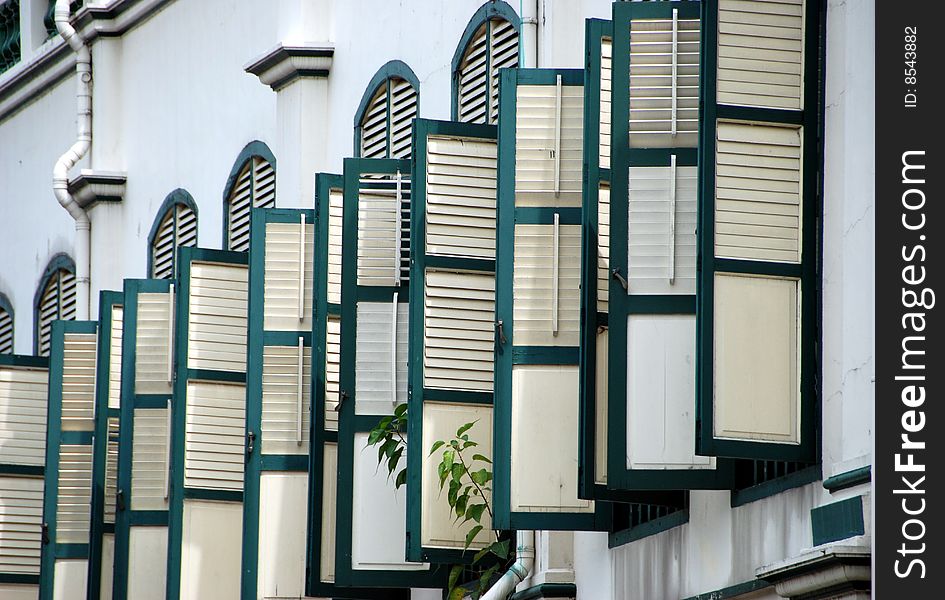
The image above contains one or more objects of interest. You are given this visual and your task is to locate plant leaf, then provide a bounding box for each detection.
[472,454,492,464]
[367,428,384,446]
[470,468,492,486]
[467,503,486,523]
[394,403,408,417]
[461,440,479,450]
[448,479,461,507]
[455,492,469,518]
[489,539,510,560]
[451,462,464,483]
[387,447,403,475]
[456,420,478,438]
[429,440,446,456]
[438,460,450,490]
[395,468,407,489]
[447,565,464,597]
[464,525,483,550]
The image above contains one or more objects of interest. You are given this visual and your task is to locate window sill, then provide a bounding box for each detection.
[730,464,822,508]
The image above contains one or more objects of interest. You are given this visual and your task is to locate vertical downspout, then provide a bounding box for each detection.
[519,0,538,68]
[53,0,92,320]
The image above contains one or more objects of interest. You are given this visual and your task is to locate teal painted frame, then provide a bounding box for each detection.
[222,140,277,251]
[32,253,76,356]
[493,67,610,532]
[695,0,822,462]
[165,247,249,600]
[241,206,315,599]
[87,290,123,600]
[450,0,520,122]
[405,118,500,564]
[111,278,173,600]
[147,189,198,279]
[39,319,98,600]
[334,157,446,589]
[353,60,421,159]
[606,0,734,491]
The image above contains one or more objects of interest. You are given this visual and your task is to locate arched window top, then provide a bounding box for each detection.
[33,254,76,356]
[148,189,198,279]
[452,1,520,124]
[354,60,420,160]
[224,141,277,252]
[0,292,13,355]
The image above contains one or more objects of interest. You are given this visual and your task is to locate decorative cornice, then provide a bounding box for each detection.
[68,170,127,208]
[757,545,871,600]
[244,43,334,91]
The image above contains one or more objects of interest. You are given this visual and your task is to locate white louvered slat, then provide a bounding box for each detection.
[264,222,314,331]
[56,444,93,544]
[228,162,255,252]
[628,164,697,294]
[715,122,802,263]
[261,345,312,455]
[426,136,497,259]
[327,188,344,305]
[0,475,43,574]
[130,407,169,511]
[357,178,411,286]
[489,18,519,123]
[108,306,123,410]
[424,271,495,392]
[600,37,612,169]
[60,270,77,323]
[135,292,173,395]
[513,224,582,346]
[629,15,701,148]
[718,0,804,110]
[62,331,98,431]
[152,209,177,280]
[514,84,584,206]
[187,262,248,373]
[355,302,409,416]
[0,366,47,467]
[361,83,389,159]
[0,307,12,354]
[176,203,198,249]
[390,78,417,159]
[597,183,610,313]
[458,22,489,124]
[184,381,245,492]
[253,157,277,210]
[104,417,120,524]
[39,269,75,357]
[324,316,341,431]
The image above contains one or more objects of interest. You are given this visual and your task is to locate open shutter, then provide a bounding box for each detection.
[166,248,248,600]
[40,320,98,599]
[405,120,498,564]
[697,0,818,461]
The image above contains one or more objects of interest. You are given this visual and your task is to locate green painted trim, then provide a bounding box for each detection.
[425,255,496,273]
[32,252,76,356]
[54,543,90,559]
[0,353,48,368]
[0,573,40,585]
[259,454,308,471]
[514,207,583,224]
[183,368,246,383]
[731,465,822,508]
[146,189,198,279]
[0,464,43,476]
[353,60,420,158]
[681,580,773,600]
[134,395,171,409]
[511,346,579,365]
[222,140,277,250]
[182,488,243,502]
[608,510,689,549]
[823,466,871,493]
[127,511,169,526]
[264,330,313,346]
[60,430,94,444]
[626,147,698,166]
[510,583,577,600]
[811,496,865,546]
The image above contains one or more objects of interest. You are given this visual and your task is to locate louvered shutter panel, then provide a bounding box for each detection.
[186,262,248,372]
[389,78,417,159]
[355,302,408,415]
[360,84,389,159]
[184,381,245,491]
[261,345,311,454]
[327,188,344,305]
[253,156,276,210]
[61,332,97,431]
[594,329,608,486]
[130,407,169,510]
[600,38,612,169]
[324,315,341,430]
[357,175,411,286]
[489,19,518,122]
[0,307,12,354]
[0,364,47,467]
[38,268,76,357]
[103,417,120,523]
[228,162,254,252]
[597,183,610,312]
[177,202,198,249]
[152,209,177,280]
[0,475,43,575]
[263,220,314,331]
[318,442,338,583]
[717,0,804,110]
[60,270,77,322]
[108,307,123,409]
[135,292,173,395]
[457,22,489,124]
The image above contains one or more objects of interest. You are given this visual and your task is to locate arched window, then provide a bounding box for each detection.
[34,254,76,356]
[354,61,419,160]
[224,141,277,252]
[149,189,198,279]
[452,2,520,124]
[0,292,13,354]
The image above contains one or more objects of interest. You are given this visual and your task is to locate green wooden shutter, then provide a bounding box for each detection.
[697,0,819,462]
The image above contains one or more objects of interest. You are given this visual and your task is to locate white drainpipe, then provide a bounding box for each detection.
[53,0,92,320]
[519,0,538,68]
[481,531,536,600]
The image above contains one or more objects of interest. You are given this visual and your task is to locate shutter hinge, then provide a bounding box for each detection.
[116,489,126,512]
[495,320,508,346]
[246,431,256,456]
[611,268,629,291]
[336,390,349,411]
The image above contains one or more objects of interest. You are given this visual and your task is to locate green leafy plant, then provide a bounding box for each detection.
[366,402,409,488]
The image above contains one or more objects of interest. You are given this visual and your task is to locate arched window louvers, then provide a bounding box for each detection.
[151,202,198,279]
[37,268,76,357]
[457,17,519,124]
[359,78,418,160]
[227,156,276,252]
[0,305,12,354]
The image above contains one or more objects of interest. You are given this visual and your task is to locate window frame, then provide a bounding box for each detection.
[33,253,76,357]
[353,60,420,159]
[147,189,198,279]
[222,140,277,251]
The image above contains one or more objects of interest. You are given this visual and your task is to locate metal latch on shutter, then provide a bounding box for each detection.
[336,390,349,411]
[612,268,629,291]
[297,336,305,446]
[495,320,508,346]
[299,213,307,321]
[246,431,256,456]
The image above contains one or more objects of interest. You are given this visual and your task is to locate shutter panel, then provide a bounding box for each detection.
[717,0,804,110]
[130,407,169,511]
[354,302,408,415]
[108,306,123,409]
[457,22,489,124]
[103,417,120,524]
[152,209,177,280]
[0,364,47,467]
[357,175,410,286]
[176,202,198,249]
[425,135,497,259]
[60,270,77,323]
[594,329,608,486]
[628,12,701,148]
[253,156,276,210]
[360,83,389,159]
[327,188,344,305]
[319,442,338,584]
[714,122,802,263]
[187,261,248,372]
[600,38,612,169]
[597,183,610,313]
[263,220,314,331]
[0,475,43,574]
[228,161,255,252]
[56,443,93,543]
[0,306,13,354]
[261,344,311,455]
[489,18,518,123]
[389,78,417,159]
[135,292,173,395]
[324,315,341,430]
[183,381,245,492]
[61,331,97,431]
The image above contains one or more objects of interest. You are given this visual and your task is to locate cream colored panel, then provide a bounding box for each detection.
[355,302,409,416]
[53,559,87,600]
[420,402,492,550]
[127,527,167,600]
[131,408,169,511]
[514,84,584,207]
[629,16,701,148]
[357,179,410,286]
[327,188,344,305]
[510,366,592,513]
[351,432,429,571]
[263,221,314,331]
[261,345,311,455]
[319,442,337,584]
[187,262,248,373]
[594,330,608,486]
[104,417,120,524]
[715,122,802,263]
[425,135,497,260]
[513,224,581,346]
[108,306,123,410]
[0,366,47,467]
[628,165,697,295]
[424,270,495,392]
[99,533,115,600]
[258,473,308,599]
[457,22,488,124]
[718,0,804,110]
[360,84,388,159]
[61,332,97,432]
[597,184,610,313]
[324,316,341,431]
[56,444,92,544]
[184,381,245,492]
[390,78,417,160]
[179,500,242,600]
[135,292,172,396]
[600,38,612,169]
[627,315,715,470]
[714,274,800,443]
[0,584,39,599]
[0,475,43,574]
